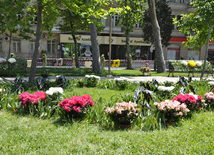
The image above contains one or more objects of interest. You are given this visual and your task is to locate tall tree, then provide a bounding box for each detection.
[85,0,108,73]
[60,0,90,68]
[148,0,166,73]
[117,0,145,69]
[29,0,60,81]
[0,0,32,57]
[143,0,173,47]
[174,0,214,80]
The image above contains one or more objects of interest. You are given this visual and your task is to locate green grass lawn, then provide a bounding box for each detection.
[0,110,213,154]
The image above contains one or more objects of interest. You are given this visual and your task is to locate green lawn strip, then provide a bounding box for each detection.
[0,111,213,154]
[63,87,134,102]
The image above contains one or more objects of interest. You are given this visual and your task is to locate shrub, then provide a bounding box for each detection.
[114,77,129,90]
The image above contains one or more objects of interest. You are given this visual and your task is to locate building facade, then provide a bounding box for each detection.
[0,0,211,61]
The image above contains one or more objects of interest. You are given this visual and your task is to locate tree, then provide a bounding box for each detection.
[60,0,90,68]
[174,0,214,80]
[0,0,33,57]
[143,0,173,47]
[117,0,145,69]
[148,0,166,73]
[29,0,60,81]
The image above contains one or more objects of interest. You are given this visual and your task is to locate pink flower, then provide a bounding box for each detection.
[75,107,81,113]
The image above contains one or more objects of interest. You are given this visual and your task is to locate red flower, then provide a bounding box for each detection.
[75,106,81,113]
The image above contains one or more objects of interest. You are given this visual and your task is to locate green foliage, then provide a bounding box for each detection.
[0,58,27,76]
[174,0,214,49]
[143,0,173,46]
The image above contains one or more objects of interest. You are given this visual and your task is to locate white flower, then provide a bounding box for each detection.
[0,77,3,81]
[181,61,188,66]
[196,61,202,67]
[46,87,63,96]
[46,90,54,96]
[114,77,129,81]
[208,81,214,86]
[85,75,100,80]
[157,86,175,92]
[8,58,16,63]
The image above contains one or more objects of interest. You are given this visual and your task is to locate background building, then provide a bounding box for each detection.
[1,0,211,61]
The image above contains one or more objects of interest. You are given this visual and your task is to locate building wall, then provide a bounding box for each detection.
[1,0,203,61]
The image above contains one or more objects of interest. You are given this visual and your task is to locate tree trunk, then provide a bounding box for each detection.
[148,0,165,73]
[89,16,101,73]
[29,2,43,81]
[200,23,213,80]
[125,0,132,69]
[72,34,79,68]
[8,31,12,58]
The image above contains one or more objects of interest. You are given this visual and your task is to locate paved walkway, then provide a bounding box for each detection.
[2,75,206,83]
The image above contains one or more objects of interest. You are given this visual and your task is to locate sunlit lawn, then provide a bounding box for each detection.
[0,110,213,154]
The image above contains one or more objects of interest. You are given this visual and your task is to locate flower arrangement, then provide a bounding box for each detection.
[204,92,214,108]
[157,86,175,92]
[59,95,94,119]
[188,60,196,68]
[154,100,190,124]
[173,93,204,111]
[46,87,63,96]
[19,91,46,107]
[46,87,63,101]
[181,60,188,66]
[85,75,100,87]
[195,61,202,67]
[105,101,140,126]
[114,77,129,90]
[8,58,16,64]
[139,67,151,73]
[0,58,6,63]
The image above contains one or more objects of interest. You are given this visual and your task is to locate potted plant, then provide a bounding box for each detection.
[105,101,140,128]
[59,94,94,120]
[154,100,190,126]
[139,67,151,76]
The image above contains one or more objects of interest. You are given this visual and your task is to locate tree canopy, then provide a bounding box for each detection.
[174,0,214,49]
[143,0,173,47]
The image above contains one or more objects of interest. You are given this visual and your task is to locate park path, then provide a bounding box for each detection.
[2,76,203,83]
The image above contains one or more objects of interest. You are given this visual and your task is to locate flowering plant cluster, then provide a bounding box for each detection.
[0,58,6,63]
[46,87,63,96]
[188,60,196,68]
[85,75,100,87]
[105,101,140,125]
[204,92,214,108]
[139,67,151,73]
[59,95,94,116]
[154,100,190,123]
[8,58,16,64]
[173,93,204,111]
[114,77,129,90]
[19,91,46,107]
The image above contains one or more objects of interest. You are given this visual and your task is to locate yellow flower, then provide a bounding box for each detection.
[188,60,196,67]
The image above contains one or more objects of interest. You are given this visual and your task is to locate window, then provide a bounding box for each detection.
[176,15,182,30]
[13,39,21,53]
[134,23,140,28]
[30,42,35,53]
[47,40,55,53]
[0,39,2,52]
[112,15,119,27]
